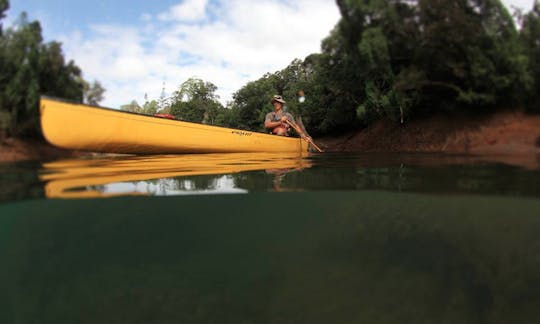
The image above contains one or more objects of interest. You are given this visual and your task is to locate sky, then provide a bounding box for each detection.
[5,0,537,108]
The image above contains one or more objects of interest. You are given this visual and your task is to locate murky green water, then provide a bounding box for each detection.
[1,153,540,323]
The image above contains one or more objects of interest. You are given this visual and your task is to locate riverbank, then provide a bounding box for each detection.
[1,110,539,163]
[319,110,540,155]
[0,138,87,163]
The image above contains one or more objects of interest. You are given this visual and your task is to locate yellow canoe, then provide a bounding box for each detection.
[40,97,309,154]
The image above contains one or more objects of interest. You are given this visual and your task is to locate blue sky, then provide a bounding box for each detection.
[5,0,537,108]
[9,1,179,36]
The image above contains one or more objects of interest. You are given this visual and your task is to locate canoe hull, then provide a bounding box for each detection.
[40,98,309,154]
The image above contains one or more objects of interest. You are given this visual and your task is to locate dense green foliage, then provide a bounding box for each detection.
[229,74,276,131]
[520,1,540,111]
[83,80,105,106]
[0,0,8,35]
[4,0,540,138]
[123,78,234,127]
[169,78,232,126]
[132,0,540,136]
[225,59,321,133]
[0,1,103,138]
[227,0,538,135]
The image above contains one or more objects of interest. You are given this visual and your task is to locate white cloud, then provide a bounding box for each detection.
[158,0,209,22]
[501,0,535,12]
[56,0,539,108]
[59,0,340,108]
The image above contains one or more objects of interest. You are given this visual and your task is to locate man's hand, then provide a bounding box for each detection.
[280,116,288,122]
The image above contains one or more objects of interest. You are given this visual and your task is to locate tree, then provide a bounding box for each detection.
[39,41,85,102]
[214,104,238,128]
[120,100,141,113]
[229,58,325,132]
[0,0,8,35]
[0,6,97,138]
[224,0,534,136]
[230,74,276,131]
[169,78,227,125]
[142,100,159,115]
[304,1,419,130]
[520,1,540,111]
[1,13,44,136]
[83,80,105,106]
[413,0,529,110]
[306,0,531,133]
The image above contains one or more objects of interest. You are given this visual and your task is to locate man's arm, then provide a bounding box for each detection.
[265,119,284,129]
[265,113,286,129]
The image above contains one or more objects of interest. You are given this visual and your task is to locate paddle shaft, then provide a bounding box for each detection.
[284,119,324,153]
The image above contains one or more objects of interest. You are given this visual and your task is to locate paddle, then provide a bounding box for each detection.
[283,119,324,153]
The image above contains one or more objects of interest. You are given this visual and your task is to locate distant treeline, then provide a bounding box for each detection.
[129,0,540,136]
[229,0,540,135]
[0,0,104,138]
[2,0,540,138]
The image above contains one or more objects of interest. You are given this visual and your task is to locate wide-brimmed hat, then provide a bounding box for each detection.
[271,95,286,104]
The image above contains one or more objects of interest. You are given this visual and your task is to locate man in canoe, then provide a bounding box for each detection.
[264,94,322,151]
[264,95,296,136]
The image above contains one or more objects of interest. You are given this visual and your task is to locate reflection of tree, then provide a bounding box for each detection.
[77,176,225,196]
[231,171,275,191]
[114,176,225,194]
[85,184,105,193]
[170,175,221,191]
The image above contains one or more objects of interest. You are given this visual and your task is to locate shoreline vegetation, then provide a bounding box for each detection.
[1,1,540,163]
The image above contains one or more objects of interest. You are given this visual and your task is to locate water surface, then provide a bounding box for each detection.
[2,152,539,200]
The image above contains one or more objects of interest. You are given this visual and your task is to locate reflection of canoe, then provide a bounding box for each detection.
[40,153,312,198]
[40,97,309,154]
